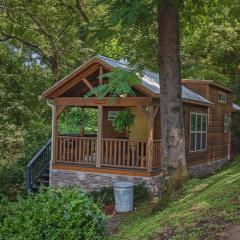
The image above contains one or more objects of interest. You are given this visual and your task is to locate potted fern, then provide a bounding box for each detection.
[85,68,140,99]
[112,109,135,136]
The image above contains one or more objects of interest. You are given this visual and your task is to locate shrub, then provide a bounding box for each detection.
[0,188,105,240]
[0,162,25,201]
[90,187,114,206]
[134,182,150,203]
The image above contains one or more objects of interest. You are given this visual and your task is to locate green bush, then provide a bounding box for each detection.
[90,186,115,206]
[0,188,105,240]
[0,163,25,201]
[134,182,150,203]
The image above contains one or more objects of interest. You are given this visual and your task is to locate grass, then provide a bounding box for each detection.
[109,158,240,240]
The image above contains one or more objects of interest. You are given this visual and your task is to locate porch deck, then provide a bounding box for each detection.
[54,135,161,171]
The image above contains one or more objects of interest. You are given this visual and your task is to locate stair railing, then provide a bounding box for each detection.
[25,139,52,191]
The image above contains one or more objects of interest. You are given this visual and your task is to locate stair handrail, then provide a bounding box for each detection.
[25,139,52,191]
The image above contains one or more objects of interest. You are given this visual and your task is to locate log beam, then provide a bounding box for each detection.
[54,97,153,107]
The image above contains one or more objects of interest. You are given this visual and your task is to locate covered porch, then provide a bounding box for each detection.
[52,97,162,173]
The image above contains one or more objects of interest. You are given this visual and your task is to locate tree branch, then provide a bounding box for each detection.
[75,0,89,23]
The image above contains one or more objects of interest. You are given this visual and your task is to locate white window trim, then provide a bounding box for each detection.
[218,91,227,103]
[189,112,208,153]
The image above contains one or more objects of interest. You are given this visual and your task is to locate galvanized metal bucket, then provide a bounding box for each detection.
[113,181,134,212]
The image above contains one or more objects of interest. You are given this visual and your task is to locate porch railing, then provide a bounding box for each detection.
[55,136,161,169]
[55,136,96,165]
[101,138,147,169]
[25,139,51,191]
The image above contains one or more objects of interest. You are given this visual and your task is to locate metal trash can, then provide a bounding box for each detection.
[113,181,134,212]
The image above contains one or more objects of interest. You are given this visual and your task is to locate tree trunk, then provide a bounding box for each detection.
[157,0,188,188]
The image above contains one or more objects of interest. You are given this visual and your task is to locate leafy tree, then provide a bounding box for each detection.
[0,0,95,81]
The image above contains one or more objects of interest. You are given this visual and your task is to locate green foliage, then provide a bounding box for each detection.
[0,188,105,240]
[90,187,115,206]
[85,68,140,98]
[133,182,150,203]
[112,109,135,133]
[59,108,97,135]
[0,163,25,201]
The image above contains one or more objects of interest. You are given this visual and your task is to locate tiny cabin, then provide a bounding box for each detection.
[26,55,235,195]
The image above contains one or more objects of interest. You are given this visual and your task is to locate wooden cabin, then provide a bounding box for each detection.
[30,55,234,195]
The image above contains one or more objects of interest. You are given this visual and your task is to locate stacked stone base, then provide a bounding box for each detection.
[50,158,230,197]
[188,157,230,178]
[50,168,166,197]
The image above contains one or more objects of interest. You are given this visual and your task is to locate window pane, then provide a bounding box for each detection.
[191,114,196,131]
[197,115,201,131]
[202,115,206,131]
[196,133,201,150]
[190,133,196,151]
[202,133,206,149]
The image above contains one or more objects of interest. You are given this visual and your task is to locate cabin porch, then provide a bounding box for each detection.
[52,98,162,173]
[54,135,161,171]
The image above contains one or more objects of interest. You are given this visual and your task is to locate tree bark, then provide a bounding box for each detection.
[157,0,188,188]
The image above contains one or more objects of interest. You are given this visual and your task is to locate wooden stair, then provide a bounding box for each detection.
[25,140,51,192]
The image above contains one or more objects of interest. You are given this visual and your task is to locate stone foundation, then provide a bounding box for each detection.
[188,158,230,178]
[50,168,166,197]
[50,158,230,196]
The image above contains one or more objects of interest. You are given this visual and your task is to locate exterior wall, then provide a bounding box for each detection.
[182,82,232,167]
[207,85,231,163]
[50,167,166,197]
[183,103,209,166]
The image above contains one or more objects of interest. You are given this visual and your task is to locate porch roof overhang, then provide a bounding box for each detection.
[54,97,153,107]
[42,55,212,107]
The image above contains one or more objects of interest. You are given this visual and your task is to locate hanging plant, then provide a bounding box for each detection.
[85,68,140,99]
[112,109,135,134]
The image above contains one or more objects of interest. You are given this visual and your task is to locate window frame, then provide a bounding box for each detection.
[218,91,227,103]
[189,112,208,153]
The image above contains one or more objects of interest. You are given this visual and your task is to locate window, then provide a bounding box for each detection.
[218,92,227,103]
[224,116,231,133]
[190,113,207,152]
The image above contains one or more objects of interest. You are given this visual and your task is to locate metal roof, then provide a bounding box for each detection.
[97,55,211,105]
[233,103,240,111]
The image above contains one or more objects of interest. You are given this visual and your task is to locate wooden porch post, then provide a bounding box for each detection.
[51,105,58,164]
[147,106,154,172]
[96,106,103,167]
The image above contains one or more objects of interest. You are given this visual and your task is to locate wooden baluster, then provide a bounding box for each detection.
[123,141,126,166]
[141,142,144,167]
[59,138,62,161]
[119,141,121,166]
[106,140,108,164]
[86,139,90,162]
[114,140,117,165]
[127,142,130,167]
[131,142,135,167]
[110,140,112,165]
[78,139,81,162]
[136,141,139,167]
[83,139,86,162]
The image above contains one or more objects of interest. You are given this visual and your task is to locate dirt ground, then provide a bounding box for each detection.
[217,225,240,240]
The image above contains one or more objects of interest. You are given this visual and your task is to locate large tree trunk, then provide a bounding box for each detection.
[157,0,188,188]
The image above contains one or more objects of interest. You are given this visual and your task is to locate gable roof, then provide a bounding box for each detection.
[42,54,211,106]
[97,55,211,105]
[232,103,240,112]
